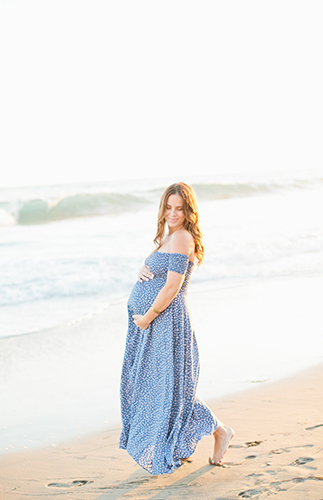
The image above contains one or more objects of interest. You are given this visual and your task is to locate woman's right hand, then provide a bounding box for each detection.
[138,265,154,283]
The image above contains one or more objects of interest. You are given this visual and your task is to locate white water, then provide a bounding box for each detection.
[1,170,323,339]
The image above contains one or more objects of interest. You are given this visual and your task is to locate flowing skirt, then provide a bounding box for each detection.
[119,290,218,475]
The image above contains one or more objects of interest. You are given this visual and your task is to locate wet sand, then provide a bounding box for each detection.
[1,362,322,500]
[2,274,323,457]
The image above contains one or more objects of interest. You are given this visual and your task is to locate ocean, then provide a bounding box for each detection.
[1,169,323,454]
[1,169,323,339]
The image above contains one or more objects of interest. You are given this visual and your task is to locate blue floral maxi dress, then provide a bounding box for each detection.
[119,251,218,475]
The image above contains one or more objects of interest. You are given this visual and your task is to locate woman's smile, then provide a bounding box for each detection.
[165,194,185,231]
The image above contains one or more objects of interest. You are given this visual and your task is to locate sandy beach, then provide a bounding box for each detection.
[1,0,323,495]
[1,275,323,499]
[1,361,322,499]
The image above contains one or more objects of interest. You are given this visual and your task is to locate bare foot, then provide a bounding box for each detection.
[210,421,235,465]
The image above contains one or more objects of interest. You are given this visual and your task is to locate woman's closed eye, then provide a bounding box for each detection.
[166,206,183,211]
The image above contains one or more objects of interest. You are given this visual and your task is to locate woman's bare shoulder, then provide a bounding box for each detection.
[170,228,194,242]
[169,229,194,255]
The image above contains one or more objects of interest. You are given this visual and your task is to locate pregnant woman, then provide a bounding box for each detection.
[119,182,234,475]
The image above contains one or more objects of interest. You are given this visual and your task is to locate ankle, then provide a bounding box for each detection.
[213,421,225,436]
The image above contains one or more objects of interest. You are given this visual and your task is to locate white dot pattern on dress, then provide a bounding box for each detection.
[119,251,218,475]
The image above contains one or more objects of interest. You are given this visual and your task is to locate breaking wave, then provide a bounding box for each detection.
[1,174,322,226]
[0,192,151,226]
[192,176,323,200]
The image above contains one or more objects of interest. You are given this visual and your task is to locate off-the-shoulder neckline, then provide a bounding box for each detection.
[155,251,195,264]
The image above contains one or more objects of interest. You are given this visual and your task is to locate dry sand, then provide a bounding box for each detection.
[1,363,322,500]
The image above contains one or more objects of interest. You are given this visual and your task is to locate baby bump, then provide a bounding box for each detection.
[127,278,165,315]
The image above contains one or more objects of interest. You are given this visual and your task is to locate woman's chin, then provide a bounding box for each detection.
[167,221,183,231]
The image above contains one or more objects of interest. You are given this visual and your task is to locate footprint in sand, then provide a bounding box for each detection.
[292,457,315,466]
[47,480,93,488]
[238,487,265,497]
[306,423,323,431]
[230,441,263,449]
[245,441,263,447]
[238,476,323,499]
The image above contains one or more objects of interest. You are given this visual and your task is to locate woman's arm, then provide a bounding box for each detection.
[133,231,194,330]
[133,271,183,329]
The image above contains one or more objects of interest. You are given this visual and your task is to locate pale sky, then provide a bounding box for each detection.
[0,0,322,188]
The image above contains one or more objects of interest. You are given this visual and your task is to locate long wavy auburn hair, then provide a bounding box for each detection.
[153,182,204,266]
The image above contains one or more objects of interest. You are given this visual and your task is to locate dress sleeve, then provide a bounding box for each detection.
[168,253,189,275]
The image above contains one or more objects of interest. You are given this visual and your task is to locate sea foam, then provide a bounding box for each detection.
[1,170,323,338]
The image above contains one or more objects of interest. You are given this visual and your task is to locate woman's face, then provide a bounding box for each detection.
[164,194,185,232]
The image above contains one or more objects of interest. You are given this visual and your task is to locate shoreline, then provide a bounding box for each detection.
[1,362,322,499]
[3,270,322,342]
[1,273,322,457]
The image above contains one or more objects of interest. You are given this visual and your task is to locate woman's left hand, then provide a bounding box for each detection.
[133,314,150,330]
